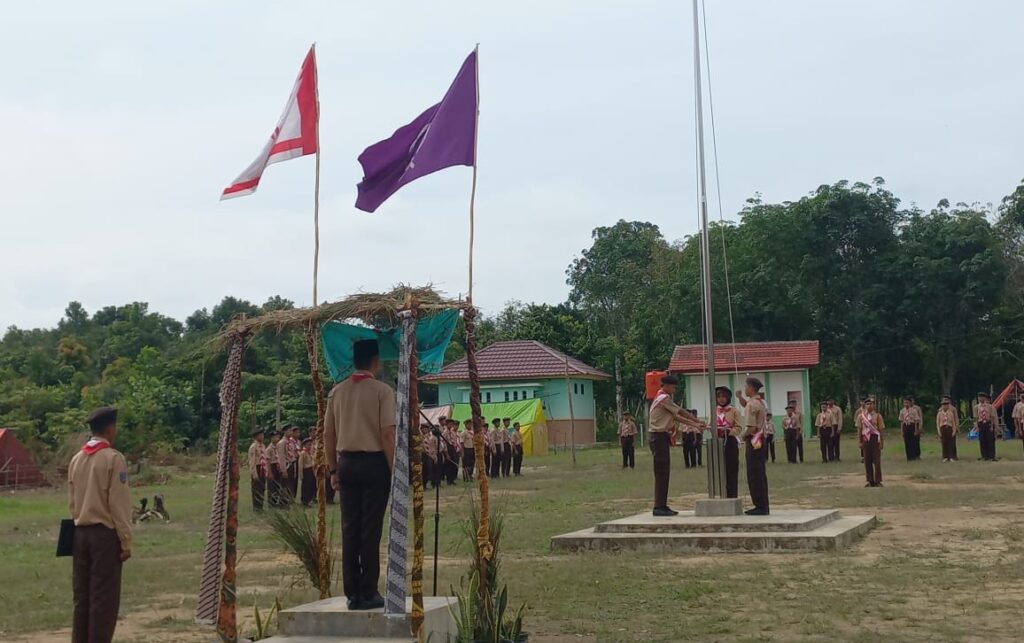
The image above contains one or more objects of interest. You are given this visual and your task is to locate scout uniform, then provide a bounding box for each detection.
[716,388,742,499]
[483,424,494,477]
[299,438,316,507]
[898,397,923,461]
[323,352,396,608]
[826,400,843,462]
[936,397,959,462]
[265,431,284,508]
[742,382,770,515]
[682,417,699,469]
[764,412,776,464]
[511,423,525,476]
[618,414,638,469]
[69,407,132,643]
[501,418,514,477]
[461,420,475,482]
[974,393,998,461]
[789,402,804,463]
[489,421,503,479]
[1013,398,1024,453]
[284,427,300,502]
[248,428,268,511]
[858,400,885,487]
[443,421,462,485]
[649,375,697,515]
[815,404,829,462]
[783,406,800,464]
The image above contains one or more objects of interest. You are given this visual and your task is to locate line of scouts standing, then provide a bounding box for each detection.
[247,424,332,511]
[419,416,525,488]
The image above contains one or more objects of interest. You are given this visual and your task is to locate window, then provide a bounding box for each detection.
[523,390,528,399]
[504,391,509,402]
[513,391,519,401]
[573,383,578,394]
[486,392,492,403]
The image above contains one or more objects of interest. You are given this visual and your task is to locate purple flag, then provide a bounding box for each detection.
[355,50,477,213]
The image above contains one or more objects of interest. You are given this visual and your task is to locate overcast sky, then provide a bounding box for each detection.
[2,1,1021,331]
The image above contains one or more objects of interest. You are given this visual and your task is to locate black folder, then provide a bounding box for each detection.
[56,519,75,557]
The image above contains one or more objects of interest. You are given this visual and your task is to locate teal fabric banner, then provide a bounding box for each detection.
[320,308,459,381]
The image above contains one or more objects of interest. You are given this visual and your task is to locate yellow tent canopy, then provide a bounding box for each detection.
[443,399,548,457]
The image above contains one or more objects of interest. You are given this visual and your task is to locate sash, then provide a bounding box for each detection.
[938,410,954,428]
[861,411,880,440]
[979,406,990,423]
[81,438,111,455]
[650,391,670,414]
[351,371,374,383]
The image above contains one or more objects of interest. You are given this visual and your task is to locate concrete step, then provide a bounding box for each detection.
[263,637,414,643]
[552,514,877,553]
[278,596,456,640]
[594,509,841,534]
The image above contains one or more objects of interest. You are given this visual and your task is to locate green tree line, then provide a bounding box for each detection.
[3,178,1022,455]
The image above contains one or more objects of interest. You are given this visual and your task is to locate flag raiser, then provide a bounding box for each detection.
[221,47,319,200]
[355,49,477,213]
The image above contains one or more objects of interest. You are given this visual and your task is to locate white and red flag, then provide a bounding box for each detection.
[221,46,319,199]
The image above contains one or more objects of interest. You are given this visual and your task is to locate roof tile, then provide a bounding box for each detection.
[669,341,820,373]
[423,340,611,382]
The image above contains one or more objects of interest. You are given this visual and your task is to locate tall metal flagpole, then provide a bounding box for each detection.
[468,43,480,303]
[693,0,725,498]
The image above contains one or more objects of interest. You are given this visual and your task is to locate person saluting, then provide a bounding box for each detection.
[68,406,133,643]
[649,375,705,516]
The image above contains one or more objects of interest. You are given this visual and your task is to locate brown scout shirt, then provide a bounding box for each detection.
[618,419,638,437]
[744,397,767,437]
[248,441,266,480]
[827,405,842,428]
[649,395,683,433]
[898,406,922,426]
[974,402,996,425]
[68,439,133,555]
[324,373,397,453]
[461,429,475,449]
[936,406,959,431]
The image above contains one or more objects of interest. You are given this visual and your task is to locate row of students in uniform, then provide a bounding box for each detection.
[248,426,335,511]
[418,416,525,488]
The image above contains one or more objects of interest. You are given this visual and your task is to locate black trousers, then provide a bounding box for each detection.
[939,426,956,460]
[489,448,501,478]
[73,525,123,643]
[765,434,776,463]
[863,436,882,485]
[784,429,799,463]
[621,435,636,468]
[338,451,391,601]
[978,421,997,460]
[513,445,524,475]
[818,428,829,462]
[650,432,671,508]
[251,475,266,511]
[301,467,316,506]
[462,447,475,481]
[745,440,769,511]
[484,450,492,477]
[724,436,740,499]
[681,433,695,468]
[445,447,460,484]
[286,462,299,503]
[501,444,513,477]
[268,467,285,508]
[902,424,920,461]
[829,426,841,461]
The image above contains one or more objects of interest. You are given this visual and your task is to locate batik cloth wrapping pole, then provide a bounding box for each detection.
[463,306,491,591]
[305,323,330,597]
[385,310,416,616]
[408,309,425,641]
[195,334,245,624]
[216,332,248,643]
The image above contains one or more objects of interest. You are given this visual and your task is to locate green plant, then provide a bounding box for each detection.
[263,507,335,593]
[250,597,282,640]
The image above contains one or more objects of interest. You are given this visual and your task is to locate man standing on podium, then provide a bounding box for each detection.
[648,374,705,517]
[740,378,770,516]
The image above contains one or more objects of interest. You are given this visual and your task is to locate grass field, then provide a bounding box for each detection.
[3,436,1024,642]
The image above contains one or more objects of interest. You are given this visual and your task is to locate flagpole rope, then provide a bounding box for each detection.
[468,44,480,303]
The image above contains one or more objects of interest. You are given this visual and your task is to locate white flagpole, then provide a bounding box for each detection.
[312,42,322,307]
[468,43,480,303]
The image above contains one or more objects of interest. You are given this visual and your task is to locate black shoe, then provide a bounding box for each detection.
[745,508,769,516]
[355,593,385,610]
[346,597,359,610]
[652,507,678,517]
[865,483,872,487]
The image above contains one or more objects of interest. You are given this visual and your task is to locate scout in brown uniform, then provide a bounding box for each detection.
[265,430,284,508]
[511,422,525,475]
[789,400,804,463]
[764,412,776,464]
[858,398,885,487]
[489,419,504,479]
[738,379,770,515]
[899,396,923,461]
[324,340,396,611]
[501,418,514,477]
[248,428,268,511]
[936,396,959,462]
[826,398,843,462]
[649,375,704,516]
[299,437,316,507]
[284,425,301,503]
[1013,397,1024,453]
[716,388,742,498]
[618,411,638,469]
[461,419,475,481]
[783,404,800,463]
[443,419,462,485]
[68,407,133,643]
[815,403,829,462]
[974,392,998,461]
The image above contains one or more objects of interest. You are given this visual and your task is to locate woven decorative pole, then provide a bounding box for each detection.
[408,307,425,641]
[385,310,416,616]
[305,323,331,598]
[216,331,247,643]
[463,305,491,591]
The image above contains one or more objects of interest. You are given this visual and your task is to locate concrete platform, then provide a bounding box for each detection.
[268,596,456,642]
[552,509,876,553]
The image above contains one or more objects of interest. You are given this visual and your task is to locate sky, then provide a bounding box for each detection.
[2,1,1022,330]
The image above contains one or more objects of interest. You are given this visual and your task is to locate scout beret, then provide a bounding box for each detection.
[941,396,951,403]
[251,427,266,437]
[85,406,118,430]
[661,374,679,385]
[977,391,990,399]
[903,395,914,401]
[745,377,763,391]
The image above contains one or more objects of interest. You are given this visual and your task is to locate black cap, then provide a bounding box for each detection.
[270,429,282,437]
[745,377,763,392]
[977,391,990,399]
[251,427,266,437]
[661,374,679,385]
[503,417,512,422]
[903,395,914,401]
[85,406,118,432]
[941,395,951,403]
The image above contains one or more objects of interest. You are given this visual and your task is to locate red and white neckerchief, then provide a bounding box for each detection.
[979,405,990,423]
[861,411,881,440]
[650,391,670,413]
[716,405,732,438]
[351,370,374,383]
[81,437,111,455]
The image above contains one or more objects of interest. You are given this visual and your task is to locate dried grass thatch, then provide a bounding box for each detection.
[216,285,462,342]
